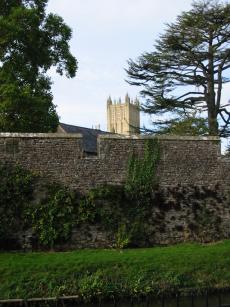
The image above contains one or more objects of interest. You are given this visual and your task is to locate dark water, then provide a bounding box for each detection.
[80,292,230,307]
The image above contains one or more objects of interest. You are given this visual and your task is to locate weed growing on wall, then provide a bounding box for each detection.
[115,224,131,249]
[125,138,160,197]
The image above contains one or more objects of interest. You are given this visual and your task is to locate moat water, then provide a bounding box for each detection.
[80,292,230,307]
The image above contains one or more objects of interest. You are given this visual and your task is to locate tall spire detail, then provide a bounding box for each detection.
[107,96,112,105]
[125,93,130,104]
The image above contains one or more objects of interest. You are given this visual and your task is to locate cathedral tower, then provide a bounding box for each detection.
[107,94,140,135]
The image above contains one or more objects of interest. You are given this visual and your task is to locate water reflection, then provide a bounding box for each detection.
[81,292,230,307]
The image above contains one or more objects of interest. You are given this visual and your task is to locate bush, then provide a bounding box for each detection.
[26,186,76,248]
[0,163,78,249]
[0,163,35,243]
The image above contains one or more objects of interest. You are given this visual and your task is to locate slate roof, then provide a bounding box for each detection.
[59,123,110,154]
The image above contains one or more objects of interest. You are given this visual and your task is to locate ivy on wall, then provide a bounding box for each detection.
[0,163,77,249]
[125,138,160,197]
[1,141,224,251]
[0,140,162,250]
[81,185,151,248]
[80,140,161,248]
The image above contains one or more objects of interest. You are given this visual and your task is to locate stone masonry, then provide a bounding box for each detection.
[0,133,225,191]
[0,133,230,249]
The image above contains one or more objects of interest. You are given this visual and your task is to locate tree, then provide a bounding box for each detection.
[126,1,230,137]
[0,0,77,132]
[225,145,230,156]
[149,113,209,136]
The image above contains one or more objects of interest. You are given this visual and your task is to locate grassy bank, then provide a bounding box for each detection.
[0,241,230,302]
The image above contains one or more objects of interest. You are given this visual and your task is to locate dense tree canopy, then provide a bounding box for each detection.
[0,0,77,132]
[126,1,230,136]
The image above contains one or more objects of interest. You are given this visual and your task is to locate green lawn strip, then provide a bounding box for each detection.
[0,241,230,301]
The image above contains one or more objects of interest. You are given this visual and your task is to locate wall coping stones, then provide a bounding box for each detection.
[98,134,220,141]
[0,133,82,139]
[0,133,220,142]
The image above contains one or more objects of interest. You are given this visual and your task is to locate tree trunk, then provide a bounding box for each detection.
[207,34,219,136]
[208,107,218,136]
[207,84,218,136]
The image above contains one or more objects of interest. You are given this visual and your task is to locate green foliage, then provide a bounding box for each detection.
[125,138,160,196]
[76,196,97,225]
[27,186,76,248]
[0,163,147,249]
[80,185,153,248]
[0,163,35,240]
[114,224,131,249]
[0,163,78,249]
[156,115,209,136]
[0,73,59,132]
[126,1,230,136]
[0,162,146,249]
[81,185,128,231]
[0,160,224,251]
[0,0,77,132]
[76,141,160,248]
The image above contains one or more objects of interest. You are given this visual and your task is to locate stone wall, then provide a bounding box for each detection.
[0,133,229,249]
[54,184,230,250]
[0,133,223,191]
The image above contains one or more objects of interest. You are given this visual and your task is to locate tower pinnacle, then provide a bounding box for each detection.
[125,93,130,104]
[107,96,112,105]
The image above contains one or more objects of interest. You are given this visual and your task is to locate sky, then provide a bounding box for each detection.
[47,0,230,140]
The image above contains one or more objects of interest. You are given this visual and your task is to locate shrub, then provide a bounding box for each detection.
[0,163,35,243]
[26,186,76,248]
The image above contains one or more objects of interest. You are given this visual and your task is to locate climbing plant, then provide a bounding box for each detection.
[125,138,160,197]
[76,139,161,248]
[0,140,162,250]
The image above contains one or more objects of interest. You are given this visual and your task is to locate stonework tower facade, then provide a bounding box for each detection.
[107,94,140,135]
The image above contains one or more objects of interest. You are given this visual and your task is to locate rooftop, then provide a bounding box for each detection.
[59,123,111,154]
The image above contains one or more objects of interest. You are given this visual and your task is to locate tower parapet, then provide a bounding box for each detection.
[107,94,140,135]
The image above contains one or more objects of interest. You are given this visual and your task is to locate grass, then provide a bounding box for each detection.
[0,241,230,302]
